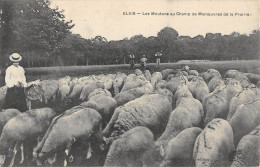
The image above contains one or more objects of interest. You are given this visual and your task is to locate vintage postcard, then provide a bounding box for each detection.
[0,0,259,166]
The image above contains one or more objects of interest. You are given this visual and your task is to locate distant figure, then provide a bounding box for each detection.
[129,54,135,69]
[140,55,147,71]
[155,51,162,67]
[183,65,190,71]
[4,53,36,112]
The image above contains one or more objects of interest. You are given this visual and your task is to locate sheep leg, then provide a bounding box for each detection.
[86,142,93,159]
[19,143,24,164]
[8,142,19,167]
[33,135,43,157]
[64,137,76,166]
[65,137,76,157]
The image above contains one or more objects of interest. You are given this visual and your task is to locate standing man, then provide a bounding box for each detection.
[155,51,162,67]
[4,53,33,112]
[129,53,135,69]
[140,55,147,71]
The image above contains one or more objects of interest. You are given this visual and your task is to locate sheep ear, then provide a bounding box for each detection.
[160,145,165,157]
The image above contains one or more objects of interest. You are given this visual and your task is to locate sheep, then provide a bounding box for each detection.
[224,70,240,78]
[243,73,260,85]
[227,88,259,121]
[123,74,137,83]
[208,76,225,92]
[144,70,152,82]
[230,125,260,167]
[114,83,153,106]
[187,75,204,82]
[0,109,21,136]
[156,107,193,150]
[174,69,188,77]
[0,108,56,167]
[102,94,172,144]
[165,75,188,95]
[188,69,199,76]
[113,72,127,95]
[35,108,102,166]
[151,72,163,89]
[154,88,174,105]
[193,119,235,167]
[203,84,242,126]
[224,70,250,88]
[188,77,209,102]
[134,69,144,76]
[161,69,175,80]
[121,77,145,92]
[80,93,117,128]
[68,81,84,101]
[104,126,156,167]
[160,127,203,167]
[87,88,112,100]
[33,106,86,158]
[228,98,260,147]
[157,93,203,149]
[173,84,193,107]
[79,82,104,101]
[201,69,221,83]
[155,80,167,90]
[97,75,114,90]
[25,82,45,109]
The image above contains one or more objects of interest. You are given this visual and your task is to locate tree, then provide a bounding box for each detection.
[0,0,74,67]
[157,27,179,62]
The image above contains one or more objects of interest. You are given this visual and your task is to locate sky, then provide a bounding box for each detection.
[50,0,259,41]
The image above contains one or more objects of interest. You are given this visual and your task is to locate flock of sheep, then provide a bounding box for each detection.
[0,66,259,167]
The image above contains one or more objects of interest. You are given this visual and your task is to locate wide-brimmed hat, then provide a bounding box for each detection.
[9,53,22,62]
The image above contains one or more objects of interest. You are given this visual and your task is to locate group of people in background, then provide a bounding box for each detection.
[129,51,162,70]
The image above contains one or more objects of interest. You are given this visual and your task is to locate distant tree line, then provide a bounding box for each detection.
[0,0,259,68]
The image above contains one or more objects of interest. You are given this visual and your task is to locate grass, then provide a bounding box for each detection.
[0,60,259,87]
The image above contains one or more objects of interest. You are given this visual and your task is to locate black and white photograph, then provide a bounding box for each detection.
[0,0,259,166]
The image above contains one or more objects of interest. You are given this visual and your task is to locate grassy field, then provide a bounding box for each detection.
[0,60,259,87]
